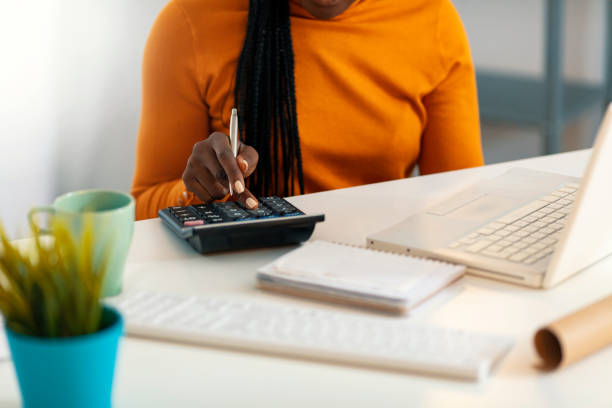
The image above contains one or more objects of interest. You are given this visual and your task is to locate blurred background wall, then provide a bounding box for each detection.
[0,0,608,237]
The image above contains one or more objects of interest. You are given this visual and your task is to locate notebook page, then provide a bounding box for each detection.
[270,241,462,296]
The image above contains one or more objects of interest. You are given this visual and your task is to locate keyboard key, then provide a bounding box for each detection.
[486,222,506,230]
[551,191,568,197]
[540,195,560,203]
[484,235,502,244]
[509,252,529,262]
[501,247,519,257]
[566,182,580,189]
[466,240,493,253]
[481,249,504,258]
[459,236,479,245]
[483,248,514,259]
[497,240,512,248]
[539,207,555,214]
[497,200,549,224]
[559,187,576,193]
[542,237,558,245]
[512,241,529,249]
[532,242,548,250]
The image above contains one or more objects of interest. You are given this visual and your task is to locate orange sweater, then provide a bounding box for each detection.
[132,0,483,220]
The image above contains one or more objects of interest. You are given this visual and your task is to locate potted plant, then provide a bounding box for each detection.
[0,218,123,408]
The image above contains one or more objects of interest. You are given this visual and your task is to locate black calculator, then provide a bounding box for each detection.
[159,197,325,254]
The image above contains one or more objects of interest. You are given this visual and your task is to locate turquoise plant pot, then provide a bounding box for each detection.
[5,306,123,408]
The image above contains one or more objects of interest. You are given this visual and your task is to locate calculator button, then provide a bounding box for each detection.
[244,206,274,218]
[173,210,192,216]
[184,220,205,226]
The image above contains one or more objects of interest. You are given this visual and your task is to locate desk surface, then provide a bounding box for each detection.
[2,149,612,408]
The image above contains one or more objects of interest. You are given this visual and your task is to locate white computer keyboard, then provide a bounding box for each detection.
[449,183,578,264]
[109,291,514,381]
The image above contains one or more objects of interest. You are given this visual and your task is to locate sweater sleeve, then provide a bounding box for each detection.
[418,0,483,175]
[131,0,208,220]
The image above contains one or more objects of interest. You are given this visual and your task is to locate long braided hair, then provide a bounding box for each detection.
[234,0,304,197]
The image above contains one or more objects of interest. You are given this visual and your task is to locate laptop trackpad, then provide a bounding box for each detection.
[445,194,517,221]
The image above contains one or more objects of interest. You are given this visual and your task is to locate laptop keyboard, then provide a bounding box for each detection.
[449,183,579,265]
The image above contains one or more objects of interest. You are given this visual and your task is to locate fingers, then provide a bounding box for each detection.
[237,190,259,209]
[237,143,259,178]
[210,132,246,196]
[183,132,260,209]
[182,155,228,202]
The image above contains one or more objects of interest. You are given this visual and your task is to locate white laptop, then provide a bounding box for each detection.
[368,104,612,288]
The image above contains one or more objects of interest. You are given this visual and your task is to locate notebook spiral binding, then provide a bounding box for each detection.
[324,239,459,267]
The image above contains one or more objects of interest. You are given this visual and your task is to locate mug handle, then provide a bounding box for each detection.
[28,206,56,234]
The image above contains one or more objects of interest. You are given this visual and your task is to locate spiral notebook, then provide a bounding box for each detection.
[256,240,465,314]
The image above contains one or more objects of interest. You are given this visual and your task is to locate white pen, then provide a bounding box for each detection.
[229,108,239,195]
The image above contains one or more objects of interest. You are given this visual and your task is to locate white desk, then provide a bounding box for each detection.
[2,149,612,407]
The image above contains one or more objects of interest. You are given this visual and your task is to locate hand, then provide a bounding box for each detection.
[182,132,259,209]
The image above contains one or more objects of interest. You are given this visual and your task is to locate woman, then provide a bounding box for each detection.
[131,0,483,220]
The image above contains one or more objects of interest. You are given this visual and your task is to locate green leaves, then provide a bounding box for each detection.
[0,217,108,338]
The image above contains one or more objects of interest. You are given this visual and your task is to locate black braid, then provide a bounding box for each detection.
[235,0,304,197]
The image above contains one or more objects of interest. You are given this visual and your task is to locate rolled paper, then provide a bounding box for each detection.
[534,294,612,369]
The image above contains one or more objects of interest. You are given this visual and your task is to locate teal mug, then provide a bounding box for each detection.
[29,190,135,297]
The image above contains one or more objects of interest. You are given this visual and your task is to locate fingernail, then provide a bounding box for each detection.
[234,180,244,194]
[246,197,258,209]
[239,159,248,172]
